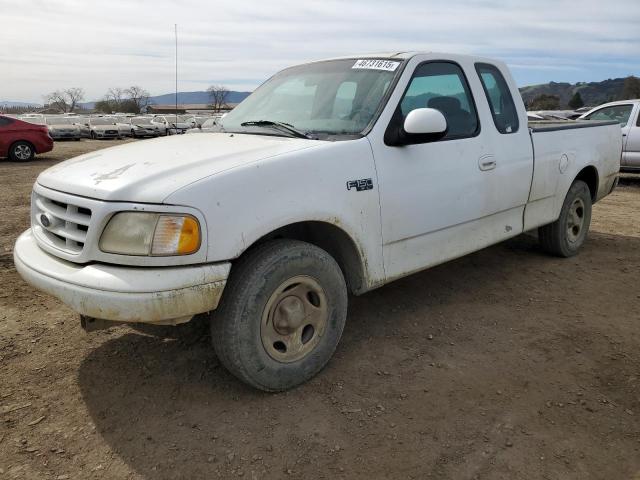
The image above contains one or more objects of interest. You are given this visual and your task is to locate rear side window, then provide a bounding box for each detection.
[475,63,519,134]
[585,104,633,126]
[0,117,13,126]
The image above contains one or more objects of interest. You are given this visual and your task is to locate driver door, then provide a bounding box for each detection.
[369,60,526,281]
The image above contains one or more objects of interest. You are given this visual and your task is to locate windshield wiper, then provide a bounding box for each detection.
[240,120,314,139]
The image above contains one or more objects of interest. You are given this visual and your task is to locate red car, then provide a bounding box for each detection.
[0,115,53,161]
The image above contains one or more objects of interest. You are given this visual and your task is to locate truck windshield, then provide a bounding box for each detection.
[220,58,402,139]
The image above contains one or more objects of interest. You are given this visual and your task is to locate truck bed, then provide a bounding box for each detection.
[528,119,618,132]
[524,119,622,232]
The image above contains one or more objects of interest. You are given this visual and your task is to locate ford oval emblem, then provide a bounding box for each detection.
[40,213,51,228]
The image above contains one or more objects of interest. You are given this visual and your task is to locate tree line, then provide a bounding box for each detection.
[34,84,232,114]
[94,86,152,113]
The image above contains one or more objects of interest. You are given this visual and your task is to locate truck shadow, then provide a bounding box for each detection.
[77,231,640,479]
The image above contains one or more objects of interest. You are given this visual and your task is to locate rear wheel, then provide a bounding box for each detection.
[539,180,592,257]
[210,240,348,391]
[9,141,35,162]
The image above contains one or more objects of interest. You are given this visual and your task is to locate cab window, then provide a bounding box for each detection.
[475,63,519,134]
[399,62,479,139]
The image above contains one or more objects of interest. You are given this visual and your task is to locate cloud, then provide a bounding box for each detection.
[1,0,639,102]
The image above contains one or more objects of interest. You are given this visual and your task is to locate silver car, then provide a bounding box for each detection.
[86,117,121,139]
[45,117,81,141]
[186,117,220,134]
[129,116,162,138]
[580,100,640,172]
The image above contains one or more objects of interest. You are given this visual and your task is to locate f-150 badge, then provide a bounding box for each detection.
[346,179,373,191]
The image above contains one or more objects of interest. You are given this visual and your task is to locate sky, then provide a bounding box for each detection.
[1,0,639,103]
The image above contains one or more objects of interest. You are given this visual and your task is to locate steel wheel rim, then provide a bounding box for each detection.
[566,197,585,243]
[14,145,31,160]
[261,275,328,363]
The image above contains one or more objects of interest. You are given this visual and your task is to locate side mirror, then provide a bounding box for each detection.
[404,108,447,135]
[385,108,448,146]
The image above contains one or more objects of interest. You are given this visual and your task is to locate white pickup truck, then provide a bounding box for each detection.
[14,52,621,391]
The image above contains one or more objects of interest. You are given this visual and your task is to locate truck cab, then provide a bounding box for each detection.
[14,52,622,391]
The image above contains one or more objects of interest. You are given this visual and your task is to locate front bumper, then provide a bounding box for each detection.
[14,229,230,324]
[50,132,80,140]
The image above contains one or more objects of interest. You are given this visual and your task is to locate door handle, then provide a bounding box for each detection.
[479,155,496,171]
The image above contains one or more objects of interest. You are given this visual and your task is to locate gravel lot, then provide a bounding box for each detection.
[1,139,639,479]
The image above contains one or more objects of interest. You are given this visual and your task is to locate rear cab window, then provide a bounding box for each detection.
[475,63,519,134]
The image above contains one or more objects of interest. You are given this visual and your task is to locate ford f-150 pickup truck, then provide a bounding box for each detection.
[14,52,622,391]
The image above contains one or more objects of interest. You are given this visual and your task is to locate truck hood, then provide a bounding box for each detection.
[37,133,321,203]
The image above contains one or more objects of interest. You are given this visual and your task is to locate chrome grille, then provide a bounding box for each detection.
[32,192,92,254]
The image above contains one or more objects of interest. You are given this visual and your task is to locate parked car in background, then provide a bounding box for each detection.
[150,116,171,136]
[152,115,196,135]
[85,117,121,139]
[129,116,162,138]
[186,117,219,134]
[73,117,91,138]
[110,116,133,138]
[0,115,53,161]
[579,99,640,171]
[174,115,197,133]
[45,117,81,141]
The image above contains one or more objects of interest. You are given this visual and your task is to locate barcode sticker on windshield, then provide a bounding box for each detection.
[352,59,400,71]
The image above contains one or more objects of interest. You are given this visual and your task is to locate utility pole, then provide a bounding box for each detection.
[175,23,178,126]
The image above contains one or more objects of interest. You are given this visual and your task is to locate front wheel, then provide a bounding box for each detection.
[210,240,348,391]
[539,180,592,257]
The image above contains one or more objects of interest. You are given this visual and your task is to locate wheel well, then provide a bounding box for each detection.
[575,166,598,201]
[249,221,366,294]
[10,140,35,153]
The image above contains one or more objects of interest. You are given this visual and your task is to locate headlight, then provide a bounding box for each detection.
[99,212,201,256]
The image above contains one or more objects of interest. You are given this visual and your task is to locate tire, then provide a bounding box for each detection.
[539,180,592,257]
[8,141,35,162]
[210,239,348,391]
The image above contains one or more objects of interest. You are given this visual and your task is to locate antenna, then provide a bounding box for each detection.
[174,24,178,126]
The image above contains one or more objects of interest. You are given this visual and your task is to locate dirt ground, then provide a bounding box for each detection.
[1,140,639,480]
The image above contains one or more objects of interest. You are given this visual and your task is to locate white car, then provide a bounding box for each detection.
[110,116,134,138]
[85,117,121,139]
[129,116,162,138]
[14,52,621,391]
[44,117,82,141]
[150,115,195,135]
[579,99,640,171]
[186,117,219,133]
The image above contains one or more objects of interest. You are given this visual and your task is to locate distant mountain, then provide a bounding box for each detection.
[148,90,251,105]
[519,78,629,108]
[0,100,42,108]
[78,90,251,110]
